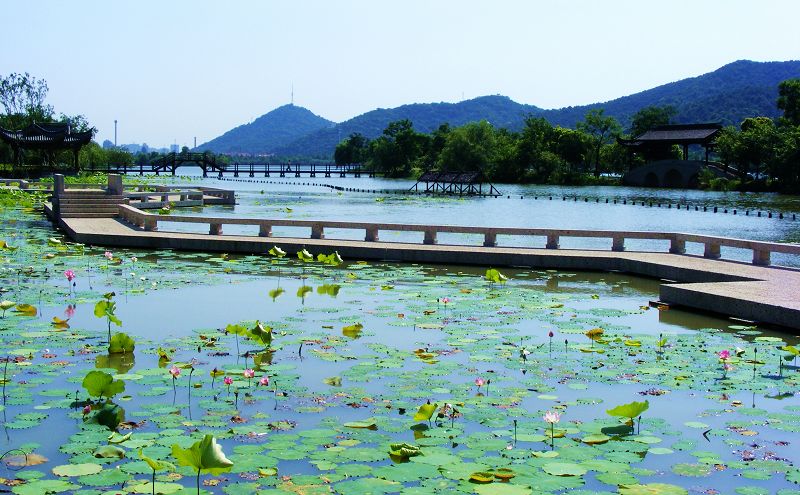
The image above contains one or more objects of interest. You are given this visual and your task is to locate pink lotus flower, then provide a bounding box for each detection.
[82,405,91,415]
[548,330,554,338]
[64,269,76,282]
[168,365,181,378]
[543,410,561,424]
[718,349,731,360]
[64,305,75,319]
[259,376,270,386]
[104,251,113,260]
[441,297,451,304]
[223,376,233,385]
[243,368,255,379]
[475,377,485,388]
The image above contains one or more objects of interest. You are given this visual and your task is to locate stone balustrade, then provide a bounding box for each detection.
[117,204,800,267]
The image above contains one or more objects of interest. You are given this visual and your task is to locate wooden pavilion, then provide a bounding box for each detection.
[0,122,94,169]
[618,123,722,164]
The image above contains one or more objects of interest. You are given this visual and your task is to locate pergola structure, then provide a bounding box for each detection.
[409,170,501,196]
[618,123,722,164]
[0,122,94,169]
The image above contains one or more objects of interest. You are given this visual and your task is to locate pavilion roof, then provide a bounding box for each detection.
[0,122,94,148]
[622,123,722,147]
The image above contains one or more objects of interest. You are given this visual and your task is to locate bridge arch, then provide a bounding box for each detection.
[644,172,659,187]
[663,168,683,188]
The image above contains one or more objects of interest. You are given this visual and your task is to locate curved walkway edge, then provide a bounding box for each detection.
[52,214,800,331]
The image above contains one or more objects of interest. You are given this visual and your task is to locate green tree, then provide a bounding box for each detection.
[334,133,369,165]
[739,117,779,179]
[553,127,589,170]
[771,125,800,190]
[576,109,622,177]
[777,78,800,126]
[0,72,51,118]
[437,120,497,173]
[628,105,677,137]
[367,119,427,177]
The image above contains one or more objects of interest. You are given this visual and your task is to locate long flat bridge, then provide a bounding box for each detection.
[91,152,373,178]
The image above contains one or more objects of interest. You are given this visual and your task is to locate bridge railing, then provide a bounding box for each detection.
[117,204,800,267]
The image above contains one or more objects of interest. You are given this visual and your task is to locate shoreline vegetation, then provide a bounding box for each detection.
[2,73,800,194]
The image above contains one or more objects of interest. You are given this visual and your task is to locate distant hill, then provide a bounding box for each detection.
[541,60,800,129]
[203,60,800,158]
[196,104,333,154]
[274,95,539,158]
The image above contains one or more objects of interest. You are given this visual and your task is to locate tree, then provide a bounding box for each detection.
[334,133,369,165]
[367,120,427,177]
[0,72,51,117]
[628,105,677,137]
[777,79,800,126]
[437,120,497,173]
[577,109,622,177]
[553,127,589,170]
[739,117,778,179]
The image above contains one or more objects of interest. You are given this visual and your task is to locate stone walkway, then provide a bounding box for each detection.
[55,216,800,331]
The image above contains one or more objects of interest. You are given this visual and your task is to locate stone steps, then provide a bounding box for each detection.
[56,193,124,218]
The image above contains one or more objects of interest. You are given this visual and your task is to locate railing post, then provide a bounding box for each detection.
[209,223,223,235]
[669,237,686,254]
[365,227,379,242]
[612,236,625,252]
[258,224,272,237]
[483,232,497,247]
[423,229,437,245]
[107,174,123,195]
[546,234,559,249]
[52,174,64,215]
[752,249,771,266]
[311,224,325,239]
[144,217,158,232]
[704,242,721,259]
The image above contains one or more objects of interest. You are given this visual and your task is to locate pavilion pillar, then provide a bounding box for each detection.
[683,144,688,160]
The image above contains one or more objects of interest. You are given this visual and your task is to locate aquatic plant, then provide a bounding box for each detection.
[82,370,125,401]
[139,449,176,495]
[94,292,121,344]
[171,434,233,495]
[543,409,561,449]
[108,332,135,354]
[0,300,13,318]
[249,320,273,349]
[606,400,650,434]
[168,365,180,395]
[413,400,438,427]
[484,268,508,284]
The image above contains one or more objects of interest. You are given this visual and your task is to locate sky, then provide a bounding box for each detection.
[2,0,798,148]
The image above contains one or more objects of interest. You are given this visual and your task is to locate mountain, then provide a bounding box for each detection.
[203,60,800,158]
[196,104,333,154]
[274,95,540,158]
[540,60,800,129]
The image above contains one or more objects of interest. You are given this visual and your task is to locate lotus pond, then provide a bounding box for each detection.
[1,188,800,495]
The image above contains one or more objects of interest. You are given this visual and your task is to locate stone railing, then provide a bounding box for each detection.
[117,204,800,267]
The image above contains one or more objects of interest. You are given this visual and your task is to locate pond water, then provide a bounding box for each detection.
[0,185,799,494]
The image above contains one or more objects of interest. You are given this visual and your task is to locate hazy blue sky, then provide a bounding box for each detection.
[2,0,798,148]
